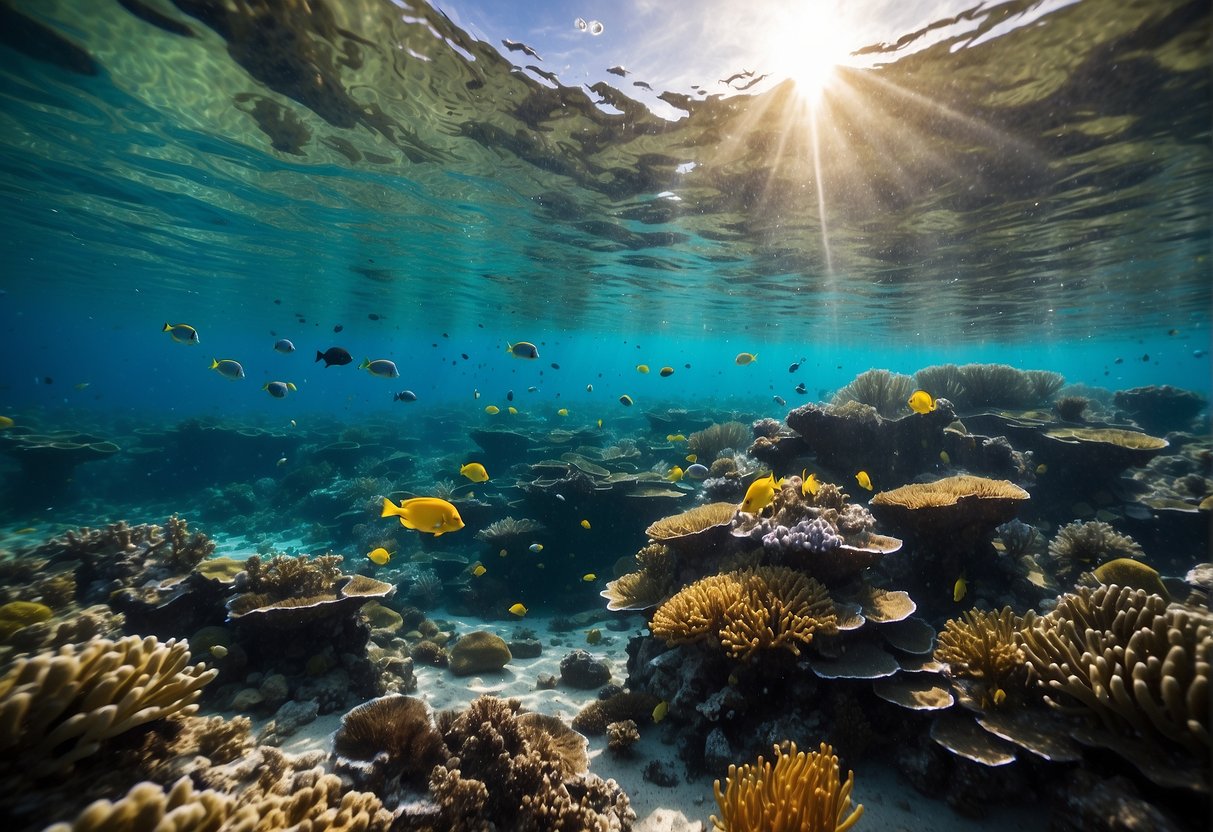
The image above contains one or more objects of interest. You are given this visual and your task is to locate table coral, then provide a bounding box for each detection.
[0,635,216,783]
[711,741,863,832]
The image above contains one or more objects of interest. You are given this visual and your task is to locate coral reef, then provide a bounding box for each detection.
[1053,395,1089,422]
[606,720,640,755]
[711,741,863,832]
[1048,521,1144,578]
[601,543,677,612]
[688,421,751,461]
[831,368,915,418]
[1112,384,1206,434]
[332,694,445,784]
[933,607,1025,699]
[645,503,737,546]
[573,690,662,735]
[474,516,545,545]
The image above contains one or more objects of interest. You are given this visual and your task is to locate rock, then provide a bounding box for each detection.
[559,649,611,689]
[261,698,320,744]
[508,637,542,658]
[536,673,558,689]
[643,760,680,788]
[449,631,512,676]
[1051,770,1185,832]
[231,687,264,710]
[703,727,734,775]
[259,673,290,707]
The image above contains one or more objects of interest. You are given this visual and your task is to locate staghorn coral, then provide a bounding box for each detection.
[934,607,1026,694]
[650,567,837,661]
[1048,521,1144,572]
[475,516,545,544]
[688,421,751,461]
[830,368,915,418]
[0,636,216,783]
[711,741,863,832]
[1018,585,1211,771]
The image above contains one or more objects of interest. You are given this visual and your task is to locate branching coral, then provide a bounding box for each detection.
[934,607,1025,695]
[0,636,217,782]
[475,516,545,544]
[711,741,863,832]
[1048,521,1144,570]
[830,369,915,418]
[650,567,837,661]
[240,553,343,598]
[995,520,1039,558]
[1018,585,1211,761]
[688,421,751,461]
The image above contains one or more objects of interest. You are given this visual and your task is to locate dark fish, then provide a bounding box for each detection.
[368,313,381,320]
[773,395,786,406]
[462,353,469,360]
[684,363,691,369]
[795,382,807,394]
[507,390,514,402]
[394,390,417,402]
[1114,357,1124,364]
[788,362,800,373]
[1141,354,1149,362]
[502,38,541,59]
[333,324,343,333]
[316,347,353,367]
[1168,329,1179,335]
[551,362,560,370]
[607,65,629,77]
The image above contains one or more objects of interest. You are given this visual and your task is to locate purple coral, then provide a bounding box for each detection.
[762,517,842,554]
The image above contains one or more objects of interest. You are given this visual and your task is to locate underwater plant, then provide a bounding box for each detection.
[1047,520,1144,575]
[830,368,915,418]
[688,421,751,461]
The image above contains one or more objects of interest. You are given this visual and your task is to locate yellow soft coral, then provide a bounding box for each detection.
[711,741,863,832]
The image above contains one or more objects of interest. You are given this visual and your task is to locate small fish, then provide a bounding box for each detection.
[773,395,786,407]
[551,362,560,369]
[485,405,500,415]
[953,576,967,602]
[992,688,1007,706]
[509,602,528,617]
[636,364,650,374]
[585,628,602,645]
[210,358,245,380]
[273,338,295,353]
[367,547,393,565]
[528,386,539,392]
[73,382,90,390]
[14,527,36,534]
[394,390,418,402]
[794,382,807,394]
[1141,354,1149,362]
[507,341,540,359]
[262,381,297,398]
[659,366,674,377]
[939,450,951,464]
[801,470,819,497]
[619,394,633,406]
[652,700,669,723]
[460,462,489,483]
[529,543,544,553]
[472,564,487,577]
[381,496,465,536]
[163,322,199,344]
[507,390,515,401]
[276,457,287,466]
[586,384,594,392]
[667,433,687,442]
[557,408,569,416]
[788,361,800,373]
[580,519,591,529]
[735,352,757,365]
[333,324,344,333]
[289,419,296,427]
[508,406,518,415]
[556,493,566,501]
[316,346,353,367]
[499,548,509,557]
[727,672,739,686]
[597,418,604,428]
[359,358,400,378]
[907,389,936,414]
[474,388,481,399]
[855,470,873,491]
[582,572,596,581]
[1036,463,1048,475]
[1114,357,1124,364]
[0,416,13,429]
[685,463,709,479]
[685,454,697,463]
[668,466,684,482]
[741,472,780,513]
[209,644,228,659]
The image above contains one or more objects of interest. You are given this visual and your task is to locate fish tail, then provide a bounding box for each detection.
[162,322,171,332]
[380,497,399,518]
[209,358,219,369]
[359,358,370,370]
[315,350,324,363]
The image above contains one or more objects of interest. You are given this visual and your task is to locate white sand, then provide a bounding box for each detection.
[275,608,1048,831]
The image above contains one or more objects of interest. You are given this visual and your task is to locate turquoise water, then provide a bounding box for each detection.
[0,1,1210,829]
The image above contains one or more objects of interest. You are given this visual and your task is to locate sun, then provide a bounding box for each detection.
[764,3,851,102]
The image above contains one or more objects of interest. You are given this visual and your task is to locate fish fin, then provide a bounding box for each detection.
[380,498,399,518]
[163,322,172,332]
[209,358,219,369]
[359,358,370,370]
[315,350,324,363]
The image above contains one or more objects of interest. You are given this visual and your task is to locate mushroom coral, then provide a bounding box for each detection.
[711,741,863,832]
[649,566,837,661]
[0,636,216,783]
[1018,585,1211,790]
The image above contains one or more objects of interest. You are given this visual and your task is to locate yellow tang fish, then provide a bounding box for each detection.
[741,472,781,513]
[557,408,569,416]
[509,602,528,617]
[855,470,873,491]
[667,466,684,482]
[939,450,951,464]
[734,352,757,365]
[953,576,967,603]
[801,469,820,497]
[597,418,603,428]
[636,364,650,374]
[508,406,518,415]
[667,433,687,442]
[1036,463,1048,475]
[381,497,465,537]
[652,700,669,723]
[582,573,597,582]
[907,389,936,414]
[472,564,487,577]
[367,547,393,565]
[685,453,697,463]
[0,416,13,429]
[460,462,489,483]
[580,519,591,529]
[992,688,1007,707]
[485,405,500,415]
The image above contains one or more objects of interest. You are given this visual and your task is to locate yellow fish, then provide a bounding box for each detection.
[992,688,1007,707]
[939,450,951,464]
[529,543,543,553]
[586,628,603,645]
[597,418,603,428]
[580,519,591,529]
[367,547,393,565]
[381,497,465,537]
[0,416,13,429]
[652,700,669,723]
[508,406,518,415]
[685,454,697,463]
[855,471,873,491]
[801,469,820,497]
[636,364,650,374]
[472,564,487,577]
[1036,463,1048,475]
[953,576,967,602]
[659,366,674,377]
[162,322,199,344]
[582,573,597,581]
[667,466,684,482]
[276,457,288,467]
[667,433,687,442]
[734,352,757,365]
[741,472,780,513]
[557,408,569,416]
[15,527,36,534]
[907,389,936,414]
[485,405,500,415]
[509,602,528,616]
[460,462,489,483]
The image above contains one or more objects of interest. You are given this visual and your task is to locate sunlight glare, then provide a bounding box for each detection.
[766,3,850,101]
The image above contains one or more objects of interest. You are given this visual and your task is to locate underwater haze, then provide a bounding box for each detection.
[0,0,1211,831]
